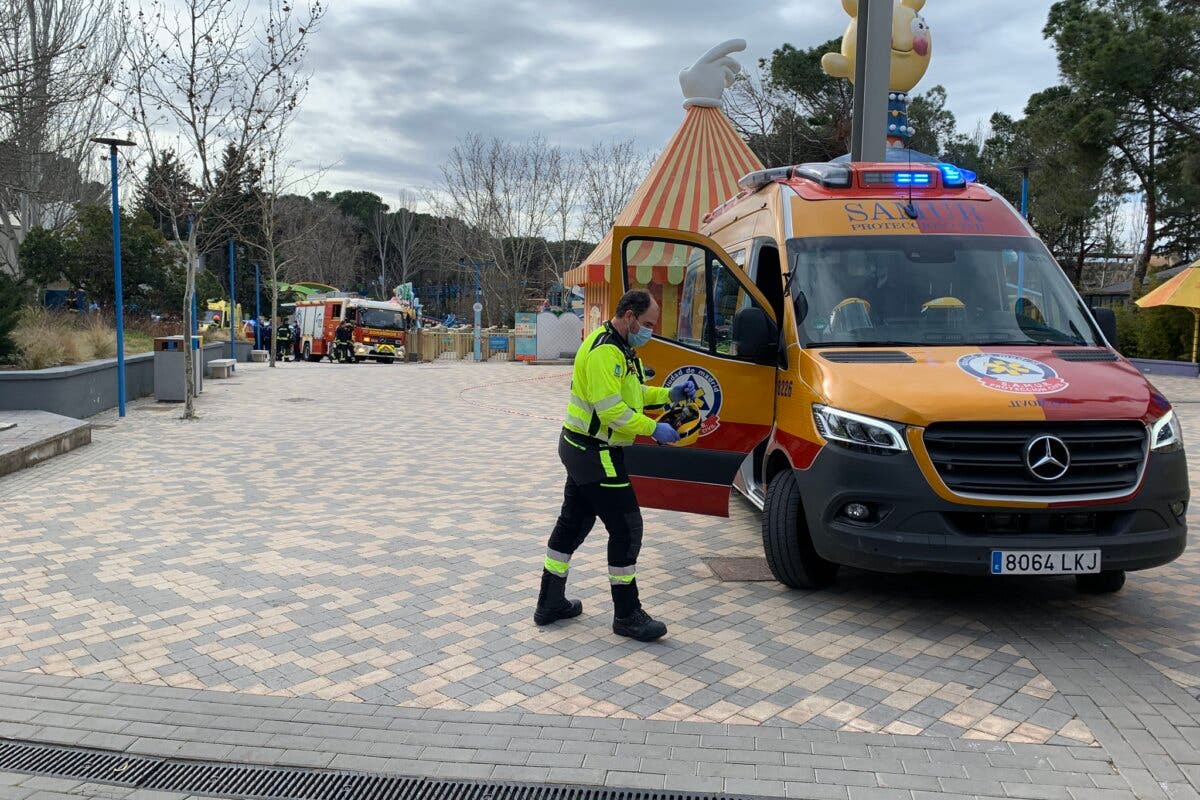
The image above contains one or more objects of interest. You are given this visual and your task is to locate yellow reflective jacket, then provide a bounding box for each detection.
[563,322,671,446]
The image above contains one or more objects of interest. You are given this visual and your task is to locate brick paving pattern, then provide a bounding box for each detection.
[0,361,1197,799]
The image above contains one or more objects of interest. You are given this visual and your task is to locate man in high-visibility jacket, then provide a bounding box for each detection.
[535,289,696,642]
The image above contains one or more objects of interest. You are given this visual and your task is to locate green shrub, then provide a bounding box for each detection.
[1114,303,1196,361]
[0,273,22,361]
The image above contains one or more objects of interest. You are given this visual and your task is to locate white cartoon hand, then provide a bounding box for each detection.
[679,39,746,109]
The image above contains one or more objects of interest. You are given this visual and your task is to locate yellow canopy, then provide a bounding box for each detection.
[1135,260,1200,310]
[1136,259,1200,362]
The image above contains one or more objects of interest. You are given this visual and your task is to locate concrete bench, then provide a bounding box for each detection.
[206,358,237,379]
[249,350,268,363]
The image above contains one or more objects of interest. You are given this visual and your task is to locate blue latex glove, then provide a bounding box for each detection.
[652,422,680,445]
[669,378,697,403]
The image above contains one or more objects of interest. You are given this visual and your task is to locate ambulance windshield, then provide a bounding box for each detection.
[787,235,1103,348]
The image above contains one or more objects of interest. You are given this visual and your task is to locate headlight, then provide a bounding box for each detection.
[1151,409,1183,453]
[813,405,908,453]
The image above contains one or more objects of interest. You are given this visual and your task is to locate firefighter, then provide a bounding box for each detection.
[534,289,696,642]
[275,318,292,362]
[334,317,354,361]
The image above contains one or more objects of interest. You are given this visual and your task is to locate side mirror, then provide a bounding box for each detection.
[733,307,779,365]
[794,291,809,326]
[1091,306,1118,347]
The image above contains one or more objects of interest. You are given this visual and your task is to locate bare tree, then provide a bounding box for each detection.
[391,187,425,288]
[435,134,561,324]
[544,147,584,282]
[369,205,393,298]
[120,0,323,417]
[0,0,122,273]
[275,195,361,289]
[246,121,329,367]
[578,138,652,242]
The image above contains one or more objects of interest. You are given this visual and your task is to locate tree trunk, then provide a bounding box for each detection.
[1133,107,1158,290]
[182,238,197,420]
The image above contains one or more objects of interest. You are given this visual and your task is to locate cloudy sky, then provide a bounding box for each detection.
[292,0,1064,203]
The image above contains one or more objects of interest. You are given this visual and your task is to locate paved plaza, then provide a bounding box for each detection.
[0,360,1198,799]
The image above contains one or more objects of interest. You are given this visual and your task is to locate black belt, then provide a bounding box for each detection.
[561,428,611,450]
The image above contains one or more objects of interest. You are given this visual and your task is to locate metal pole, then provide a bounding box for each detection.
[1016,167,1030,305]
[850,0,894,163]
[254,262,261,350]
[228,238,236,360]
[108,145,127,418]
[473,260,482,362]
[1020,167,1031,220]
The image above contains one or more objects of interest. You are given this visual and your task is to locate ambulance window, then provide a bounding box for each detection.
[752,244,784,323]
[622,237,769,359]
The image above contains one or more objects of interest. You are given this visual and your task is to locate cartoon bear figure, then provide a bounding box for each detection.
[822,0,932,145]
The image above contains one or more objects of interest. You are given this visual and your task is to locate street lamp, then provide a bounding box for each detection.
[1014,165,1032,220]
[91,136,137,418]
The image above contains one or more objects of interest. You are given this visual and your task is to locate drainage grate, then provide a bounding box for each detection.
[0,738,749,800]
[704,557,776,582]
[0,740,158,785]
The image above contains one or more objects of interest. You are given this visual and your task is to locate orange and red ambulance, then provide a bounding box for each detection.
[294,297,411,363]
[613,154,1187,593]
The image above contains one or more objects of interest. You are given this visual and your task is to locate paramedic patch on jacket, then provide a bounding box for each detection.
[613,363,622,377]
[957,353,1069,395]
[664,366,723,437]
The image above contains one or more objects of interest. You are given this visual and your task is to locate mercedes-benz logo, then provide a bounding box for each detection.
[1025,435,1071,481]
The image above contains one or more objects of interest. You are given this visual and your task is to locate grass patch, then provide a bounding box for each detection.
[11,308,165,368]
[124,330,155,355]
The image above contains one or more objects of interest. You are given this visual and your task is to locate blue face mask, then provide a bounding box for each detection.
[628,322,653,348]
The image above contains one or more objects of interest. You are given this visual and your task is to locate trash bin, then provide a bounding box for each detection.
[154,336,203,402]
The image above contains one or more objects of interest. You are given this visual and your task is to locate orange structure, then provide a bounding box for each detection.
[563,103,763,335]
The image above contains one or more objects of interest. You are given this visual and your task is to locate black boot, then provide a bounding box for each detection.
[534,570,582,626]
[611,582,667,642]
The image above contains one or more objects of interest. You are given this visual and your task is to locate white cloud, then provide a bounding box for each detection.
[290,1,1064,199]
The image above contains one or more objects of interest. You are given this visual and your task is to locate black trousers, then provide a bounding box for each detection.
[545,430,643,615]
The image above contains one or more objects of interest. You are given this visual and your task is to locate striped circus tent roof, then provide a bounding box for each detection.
[564,105,763,287]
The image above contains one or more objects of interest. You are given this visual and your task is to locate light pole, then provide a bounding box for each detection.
[228,238,236,360]
[254,261,262,350]
[1015,165,1032,220]
[1013,165,1032,305]
[91,136,136,418]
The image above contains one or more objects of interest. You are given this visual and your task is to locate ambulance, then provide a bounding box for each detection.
[614,153,1188,594]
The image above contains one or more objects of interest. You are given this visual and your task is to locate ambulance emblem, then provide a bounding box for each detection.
[957,353,1069,395]
[664,366,723,437]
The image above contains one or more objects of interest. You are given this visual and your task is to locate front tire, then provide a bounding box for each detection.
[763,469,839,590]
[1076,570,1125,594]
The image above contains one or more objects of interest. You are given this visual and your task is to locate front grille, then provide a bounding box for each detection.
[923,421,1146,498]
[945,510,1129,536]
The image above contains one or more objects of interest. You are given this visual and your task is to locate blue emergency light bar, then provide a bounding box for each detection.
[938,163,977,187]
[895,172,932,186]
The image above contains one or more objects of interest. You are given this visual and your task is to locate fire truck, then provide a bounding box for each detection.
[294,297,412,363]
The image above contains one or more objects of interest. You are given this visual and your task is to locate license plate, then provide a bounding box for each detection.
[991,550,1100,575]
